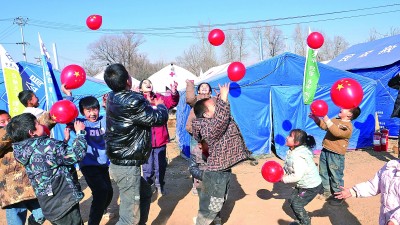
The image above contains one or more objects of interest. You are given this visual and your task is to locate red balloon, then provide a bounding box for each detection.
[61,64,87,90]
[330,78,364,109]
[208,29,225,46]
[49,100,79,124]
[307,32,324,49]
[261,160,284,183]
[86,15,102,30]
[227,62,246,82]
[310,99,328,117]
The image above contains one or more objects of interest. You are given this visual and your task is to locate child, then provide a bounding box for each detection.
[103,63,169,225]
[0,110,45,225]
[334,159,400,225]
[6,113,87,224]
[67,96,113,225]
[192,83,252,225]
[18,84,72,131]
[185,80,212,195]
[309,107,361,205]
[282,129,322,225]
[140,79,179,195]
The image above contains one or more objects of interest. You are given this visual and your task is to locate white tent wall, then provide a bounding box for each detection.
[148,64,197,93]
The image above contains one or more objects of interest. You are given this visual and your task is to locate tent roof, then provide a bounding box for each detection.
[201,52,375,88]
[197,63,231,83]
[148,64,197,93]
[328,34,400,70]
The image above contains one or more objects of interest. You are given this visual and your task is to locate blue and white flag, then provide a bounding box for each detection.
[38,33,62,111]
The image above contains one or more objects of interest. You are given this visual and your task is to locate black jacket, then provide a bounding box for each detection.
[388,74,400,118]
[105,90,169,166]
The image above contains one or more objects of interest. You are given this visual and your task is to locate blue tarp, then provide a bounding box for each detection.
[0,61,110,140]
[176,52,377,159]
[328,34,400,136]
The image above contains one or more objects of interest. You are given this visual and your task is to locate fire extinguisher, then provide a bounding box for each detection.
[380,129,389,152]
[373,131,382,151]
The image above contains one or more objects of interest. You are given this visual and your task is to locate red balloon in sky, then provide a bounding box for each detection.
[330,78,364,109]
[227,62,246,82]
[310,99,328,117]
[86,15,102,30]
[49,100,78,124]
[208,29,225,46]
[307,32,324,49]
[261,160,284,183]
[61,64,87,90]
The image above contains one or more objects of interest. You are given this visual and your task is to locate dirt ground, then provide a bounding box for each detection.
[0,120,397,225]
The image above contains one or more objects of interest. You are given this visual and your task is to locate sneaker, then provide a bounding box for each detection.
[158,187,167,195]
[213,216,222,225]
[329,198,344,206]
[192,187,198,196]
[317,192,332,200]
[103,209,116,219]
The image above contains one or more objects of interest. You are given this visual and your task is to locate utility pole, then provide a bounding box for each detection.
[14,17,29,61]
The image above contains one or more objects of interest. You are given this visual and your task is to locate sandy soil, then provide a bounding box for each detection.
[1,121,397,225]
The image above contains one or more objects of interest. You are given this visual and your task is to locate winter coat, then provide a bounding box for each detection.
[105,90,169,166]
[316,118,353,155]
[143,91,179,148]
[352,160,400,225]
[12,135,87,221]
[192,98,251,171]
[282,145,321,188]
[77,116,109,168]
[388,74,400,118]
[0,128,37,209]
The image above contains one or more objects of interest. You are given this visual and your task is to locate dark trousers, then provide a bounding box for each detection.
[51,204,83,225]
[289,184,322,225]
[319,148,345,194]
[196,170,231,225]
[142,145,167,189]
[81,166,113,225]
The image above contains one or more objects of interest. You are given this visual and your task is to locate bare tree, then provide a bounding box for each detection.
[251,24,285,59]
[368,26,400,42]
[292,24,308,56]
[176,25,219,75]
[82,59,103,77]
[222,28,248,62]
[85,32,161,80]
[316,34,349,62]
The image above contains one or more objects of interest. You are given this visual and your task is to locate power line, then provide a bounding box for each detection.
[13,16,29,61]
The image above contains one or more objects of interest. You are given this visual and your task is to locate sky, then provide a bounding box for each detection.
[0,0,399,74]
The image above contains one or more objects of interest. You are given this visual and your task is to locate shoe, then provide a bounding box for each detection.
[192,187,198,196]
[103,209,116,219]
[213,216,222,225]
[158,187,167,195]
[329,198,344,206]
[317,192,331,200]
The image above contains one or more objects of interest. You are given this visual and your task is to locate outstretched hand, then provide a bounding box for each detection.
[218,83,230,102]
[334,186,352,199]
[154,96,164,106]
[61,84,72,96]
[170,81,178,94]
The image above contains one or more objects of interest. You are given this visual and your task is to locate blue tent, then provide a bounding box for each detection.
[328,34,400,136]
[176,52,377,159]
[0,61,110,139]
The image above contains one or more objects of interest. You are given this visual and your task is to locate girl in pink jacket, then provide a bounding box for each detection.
[335,160,400,225]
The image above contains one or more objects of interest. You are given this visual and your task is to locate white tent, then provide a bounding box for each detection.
[148,64,197,93]
[93,70,140,87]
[197,63,231,83]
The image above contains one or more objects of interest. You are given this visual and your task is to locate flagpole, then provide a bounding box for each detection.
[52,43,60,70]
